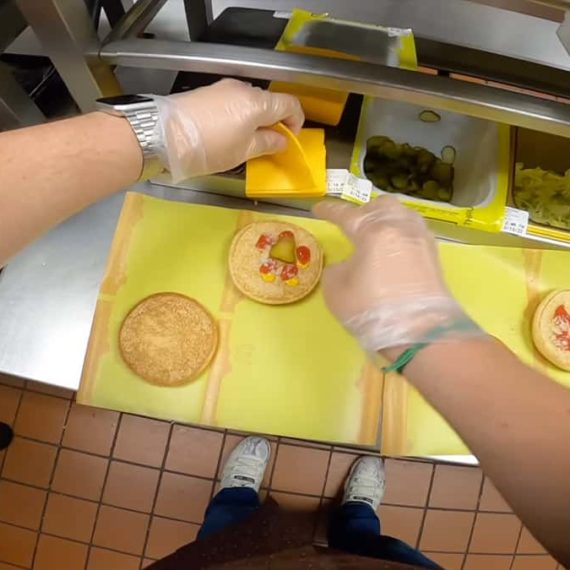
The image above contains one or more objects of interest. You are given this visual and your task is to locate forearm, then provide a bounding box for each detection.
[0,112,141,266]
[403,337,570,564]
[313,192,570,562]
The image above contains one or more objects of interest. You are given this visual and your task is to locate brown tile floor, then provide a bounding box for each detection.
[0,374,562,569]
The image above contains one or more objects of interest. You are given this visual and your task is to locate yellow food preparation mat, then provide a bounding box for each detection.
[78,193,384,446]
[382,244,570,456]
[79,192,570,455]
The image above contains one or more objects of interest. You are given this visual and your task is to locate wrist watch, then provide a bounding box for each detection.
[95,94,165,181]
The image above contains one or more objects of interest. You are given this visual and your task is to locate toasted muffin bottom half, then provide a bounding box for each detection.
[532,289,570,371]
[229,221,323,305]
[119,292,218,386]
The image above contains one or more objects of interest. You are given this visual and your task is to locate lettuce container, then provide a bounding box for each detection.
[510,128,570,247]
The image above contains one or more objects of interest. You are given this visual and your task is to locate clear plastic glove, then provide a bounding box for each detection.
[313,196,483,353]
[152,79,304,182]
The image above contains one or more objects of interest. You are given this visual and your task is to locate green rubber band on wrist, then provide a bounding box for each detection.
[383,342,428,374]
[382,318,478,375]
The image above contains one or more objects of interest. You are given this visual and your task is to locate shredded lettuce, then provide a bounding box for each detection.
[513,163,570,230]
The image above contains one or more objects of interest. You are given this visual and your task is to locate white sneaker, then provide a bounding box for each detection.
[220,436,271,493]
[342,456,385,511]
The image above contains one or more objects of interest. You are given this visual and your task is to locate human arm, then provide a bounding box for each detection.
[0,79,303,267]
[407,337,570,562]
[314,197,570,566]
[0,112,141,267]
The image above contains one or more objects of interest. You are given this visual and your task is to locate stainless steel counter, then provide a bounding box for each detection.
[0,192,122,389]
[0,182,479,464]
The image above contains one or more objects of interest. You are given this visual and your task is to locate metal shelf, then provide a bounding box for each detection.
[13,0,570,139]
[97,38,570,139]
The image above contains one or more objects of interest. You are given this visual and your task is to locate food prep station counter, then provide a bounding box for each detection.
[1,0,570,467]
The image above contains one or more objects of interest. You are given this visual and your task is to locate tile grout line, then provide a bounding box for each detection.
[2,494,486,537]
[0,474,331,525]
[6,431,463,473]
[414,462,436,550]
[266,437,282,491]
[0,382,490,544]
[426,551,519,556]
[377,371,387,457]
[0,396,499,565]
[0,383,26,476]
[25,382,75,401]
[7,432,238,481]
[207,429,228,503]
[29,393,73,569]
[6,526,155,558]
[459,470,488,570]
[0,377,28,391]
[319,444,335,503]
[278,439,332,451]
[312,444,334,545]
[508,521,525,570]
[0,515,552,560]
[0,555,28,570]
[84,411,124,570]
[139,421,175,567]
[2,471,506,520]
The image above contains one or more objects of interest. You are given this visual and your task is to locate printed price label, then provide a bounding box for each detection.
[326,169,349,196]
[326,169,372,204]
[502,207,529,237]
[341,175,372,204]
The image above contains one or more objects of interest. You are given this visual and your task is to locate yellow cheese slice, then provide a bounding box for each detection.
[246,124,327,199]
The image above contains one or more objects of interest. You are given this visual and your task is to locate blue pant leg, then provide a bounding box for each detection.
[197,487,260,540]
[328,502,442,570]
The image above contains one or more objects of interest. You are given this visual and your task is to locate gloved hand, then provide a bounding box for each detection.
[152,79,304,182]
[313,196,483,353]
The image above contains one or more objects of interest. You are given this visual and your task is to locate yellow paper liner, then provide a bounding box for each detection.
[380,371,409,456]
[356,361,385,445]
[79,195,382,446]
[200,210,253,425]
[521,249,552,377]
[381,243,570,456]
[79,193,144,404]
[80,194,570,455]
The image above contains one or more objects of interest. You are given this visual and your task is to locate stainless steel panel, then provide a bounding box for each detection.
[16,0,121,112]
[0,192,124,389]
[99,39,570,138]
[414,38,570,99]
[559,12,570,55]
[0,63,44,129]
[184,0,210,40]
[212,0,570,72]
[0,0,26,53]
[283,18,402,65]
[105,0,169,43]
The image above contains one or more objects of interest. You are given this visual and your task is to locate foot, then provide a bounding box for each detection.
[0,422,14,450]
[343,456,385,511]
[220,436,271,493]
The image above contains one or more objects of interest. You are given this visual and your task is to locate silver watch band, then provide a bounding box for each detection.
[124,106,159,157]
[95,97,164,181]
